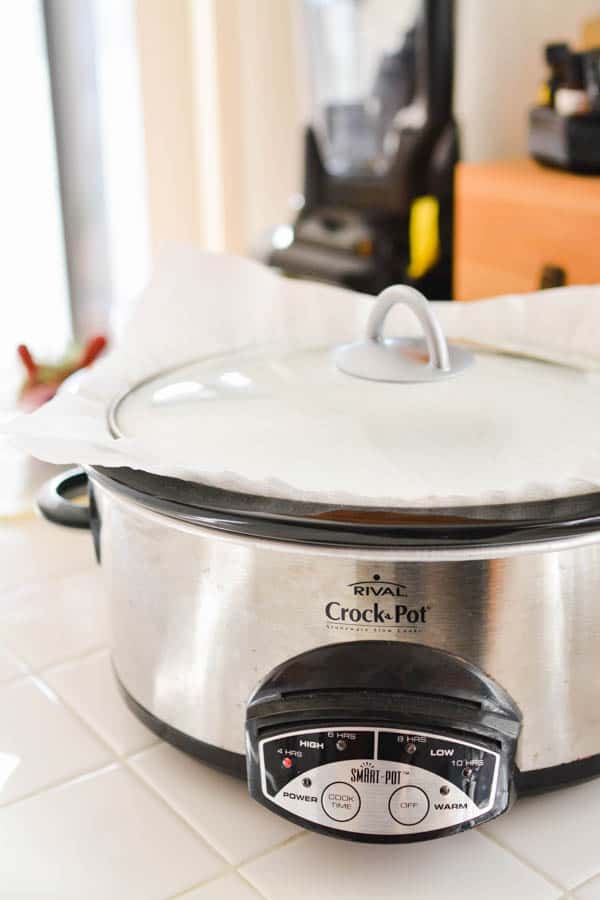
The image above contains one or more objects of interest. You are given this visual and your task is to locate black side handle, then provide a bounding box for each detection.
[37,467,91,529]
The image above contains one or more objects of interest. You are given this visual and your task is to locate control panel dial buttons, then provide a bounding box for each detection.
[321,782,361,822]
[388,786,429,825]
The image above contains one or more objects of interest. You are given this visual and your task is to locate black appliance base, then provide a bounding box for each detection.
[118,677,245,779]
[118,677,600,796]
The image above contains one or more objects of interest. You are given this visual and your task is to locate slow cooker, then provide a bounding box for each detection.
[38,286,600,843]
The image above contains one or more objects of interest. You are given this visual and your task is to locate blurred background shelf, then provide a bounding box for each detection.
[454,158,600,300]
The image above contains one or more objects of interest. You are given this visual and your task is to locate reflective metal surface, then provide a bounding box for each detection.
[94,480,600,774]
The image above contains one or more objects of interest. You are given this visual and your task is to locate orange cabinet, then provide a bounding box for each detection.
[454,159,600,301]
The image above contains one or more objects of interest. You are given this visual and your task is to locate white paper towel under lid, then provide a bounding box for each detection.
[5,246,600,510]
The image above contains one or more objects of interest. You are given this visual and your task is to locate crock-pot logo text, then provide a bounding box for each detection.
[324,574,429,632]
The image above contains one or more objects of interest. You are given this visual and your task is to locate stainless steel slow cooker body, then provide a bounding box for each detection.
[35,285,600,842]
[87,467,600,786]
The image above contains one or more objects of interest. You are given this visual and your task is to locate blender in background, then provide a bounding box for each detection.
[266,0,457,299]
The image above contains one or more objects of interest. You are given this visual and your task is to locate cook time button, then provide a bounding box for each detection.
[389,785,430,826]
[321,782,361,823]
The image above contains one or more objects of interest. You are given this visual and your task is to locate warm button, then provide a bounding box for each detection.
[388,785,430,826]
[321,782,361,823]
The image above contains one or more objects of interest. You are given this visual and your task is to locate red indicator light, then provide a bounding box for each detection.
[282,757,293,769]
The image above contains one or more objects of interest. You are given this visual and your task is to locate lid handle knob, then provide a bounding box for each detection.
[367,286,451,372]
[334,285,474,383]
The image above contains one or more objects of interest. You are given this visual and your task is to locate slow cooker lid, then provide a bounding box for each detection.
[107,286,600,522]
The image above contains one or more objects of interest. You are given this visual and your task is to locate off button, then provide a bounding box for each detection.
[389,786,430,826]
[321,782,361,822]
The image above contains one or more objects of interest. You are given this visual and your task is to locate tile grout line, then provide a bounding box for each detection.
[33,663,162,758]
[127,755,310,878]
[234,831,311,899]
[126,757,237,860]
[570,870,600,893]
[161,864,238,900]
[235,830,309,870]
[29,671,132,761]
[40,673,207,840]
[0,644,110,688]
[121,755,233,864]
[0,560,100,602]
[30,641,111,673]
[0,646,32,682]
[0,670,32,688]
[165,867,269,900]
[0,762,121,812]
[162,830,310,900]
[32,644,113,679]
[478,827,569,894]
[7,660,309,900]
[13,669,231,872]
[0,643,111,690]
[236,869,270,900]
[6,659,296,879]
[38,644,111,674]
[0,665,128,809]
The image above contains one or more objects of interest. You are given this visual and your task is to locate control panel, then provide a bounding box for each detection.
[245,641,521,843]
[259,726,500,838]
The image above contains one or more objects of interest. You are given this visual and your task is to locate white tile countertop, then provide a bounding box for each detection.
[1,503,600,899]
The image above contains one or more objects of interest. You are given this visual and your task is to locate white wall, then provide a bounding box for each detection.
[455,0,600,161]
[135,0,202,251]
[0,0,71,369]
[188,0,302,255]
